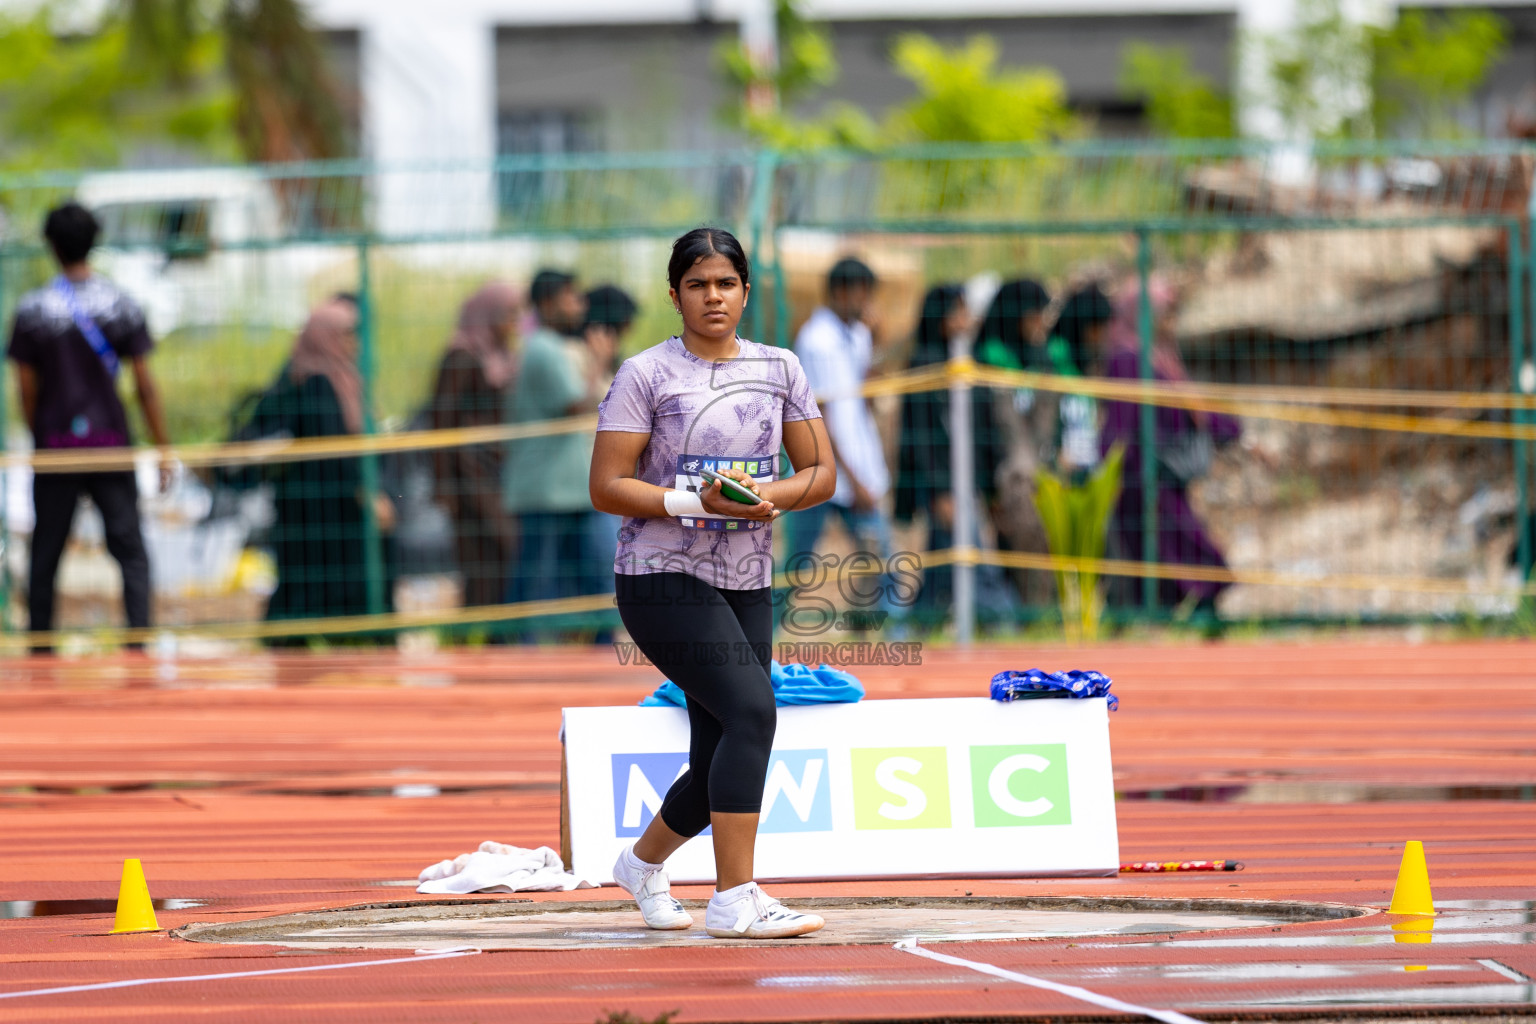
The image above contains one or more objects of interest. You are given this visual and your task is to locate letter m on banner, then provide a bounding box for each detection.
[610,753,689,837]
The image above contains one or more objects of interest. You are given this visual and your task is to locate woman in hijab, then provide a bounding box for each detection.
[250,297,396,632]
[429,281,522,609]
[1098,277,1240,618]
[894,284,1014,622]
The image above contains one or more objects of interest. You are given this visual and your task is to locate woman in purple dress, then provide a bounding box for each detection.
[1099,278,1241,618]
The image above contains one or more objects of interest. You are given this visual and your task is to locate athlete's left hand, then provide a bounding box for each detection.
[701,468,775,521]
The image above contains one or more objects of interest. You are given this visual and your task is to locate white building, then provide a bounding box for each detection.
[308,0,1536,155]
[289,0,1536,232]
[8,0,1534,232]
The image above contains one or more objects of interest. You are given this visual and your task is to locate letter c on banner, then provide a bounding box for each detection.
[988,753,1053,818]
[875,756,928,821]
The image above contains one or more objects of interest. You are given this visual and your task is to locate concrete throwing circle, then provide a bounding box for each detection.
[175,896,1368,951]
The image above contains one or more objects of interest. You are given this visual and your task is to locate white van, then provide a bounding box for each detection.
[75,168,348,338]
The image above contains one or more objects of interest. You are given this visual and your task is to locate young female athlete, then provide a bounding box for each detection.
[589,227,837,938]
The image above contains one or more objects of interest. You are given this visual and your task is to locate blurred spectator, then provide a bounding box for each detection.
[894,284,1015,622]
[429,281,523,609]
[975,279,1051,373]
[579,284,636,599]
[1099,278,1240,619]
[7,201,171,651]
[228,298,396,637]
[975,279,1055,607]
[1047,284,1115,474]
[503,269,609,607]
[789,258,900,621]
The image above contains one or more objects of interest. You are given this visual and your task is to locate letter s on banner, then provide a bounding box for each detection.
[876,756,928,821]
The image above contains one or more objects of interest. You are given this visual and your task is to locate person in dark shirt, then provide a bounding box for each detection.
[6,202,172,649]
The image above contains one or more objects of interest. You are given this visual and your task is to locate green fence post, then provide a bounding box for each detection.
[1515,217,1532,582]
[772,256,789,349]
[356,238,386,621]
[745,150,779,346]
[0,250,9,633]
[1135,228,1158,614]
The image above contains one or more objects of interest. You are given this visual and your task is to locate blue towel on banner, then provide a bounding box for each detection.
[990,668,1118,711]
[640,660,865,708]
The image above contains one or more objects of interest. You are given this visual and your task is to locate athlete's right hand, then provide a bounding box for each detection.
[701,469,776,521]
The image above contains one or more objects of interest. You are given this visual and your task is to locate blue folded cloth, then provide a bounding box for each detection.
[640,660,866,708]
[990,668,1118,711]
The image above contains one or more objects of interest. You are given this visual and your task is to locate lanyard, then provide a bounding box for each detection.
[51,276,119,377]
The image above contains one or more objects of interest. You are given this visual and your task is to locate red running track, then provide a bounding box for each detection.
[1,640,1534,1022]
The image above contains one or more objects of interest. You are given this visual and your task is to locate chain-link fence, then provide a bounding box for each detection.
[1,143,1532,650]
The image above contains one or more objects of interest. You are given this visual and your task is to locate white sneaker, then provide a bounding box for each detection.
[705,882,824,939]
[612,847,693,930]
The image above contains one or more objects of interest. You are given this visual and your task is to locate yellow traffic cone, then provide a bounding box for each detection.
[1387,840,1435,917]
[111,858,160,933]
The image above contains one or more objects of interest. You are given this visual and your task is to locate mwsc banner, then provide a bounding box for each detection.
[560,697,1117,884]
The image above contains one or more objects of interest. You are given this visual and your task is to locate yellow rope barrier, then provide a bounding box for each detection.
[978,549,1536,600]
[966,365,1536,443]
[6,363,1535,474]
[968,365,1536,413]
[3,547,1527,650]
[4,358,1532,647]
[4,415,601,474]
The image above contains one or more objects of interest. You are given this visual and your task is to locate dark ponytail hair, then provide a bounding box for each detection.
[668,227,751,292]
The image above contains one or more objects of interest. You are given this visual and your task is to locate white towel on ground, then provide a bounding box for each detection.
[416,841,596,894]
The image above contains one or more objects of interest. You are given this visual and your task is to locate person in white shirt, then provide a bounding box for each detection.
[787,258,900,622]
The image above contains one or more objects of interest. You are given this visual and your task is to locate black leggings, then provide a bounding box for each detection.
[30,472,150,642]
[614,571,775,838]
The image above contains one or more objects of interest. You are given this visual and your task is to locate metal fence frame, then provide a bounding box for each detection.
[2,140,1533,644]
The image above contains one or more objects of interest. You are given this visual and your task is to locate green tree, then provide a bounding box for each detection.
[724,21,1077,151]
[0,0,347,172]
[1369,9,1507,138]
[884,33,1076,144]
[717,0,837,110]
[128,0,349,162]
[1253,0,1507,141]
[1254,0,1374,142]
[0,3,236,171]
[717,0,878,151]
[1118,43,1234,140]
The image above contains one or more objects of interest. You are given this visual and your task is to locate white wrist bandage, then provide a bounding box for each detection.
[663,489,707,517]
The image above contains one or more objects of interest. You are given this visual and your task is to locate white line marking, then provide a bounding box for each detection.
[0,947,480,1001]
[894,936,1208,1024]
[1478,958,1533,983]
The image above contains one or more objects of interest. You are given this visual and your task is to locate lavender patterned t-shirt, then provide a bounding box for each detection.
[596,336,822,590]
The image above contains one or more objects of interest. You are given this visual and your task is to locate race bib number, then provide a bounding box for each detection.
[674,454,775,531]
